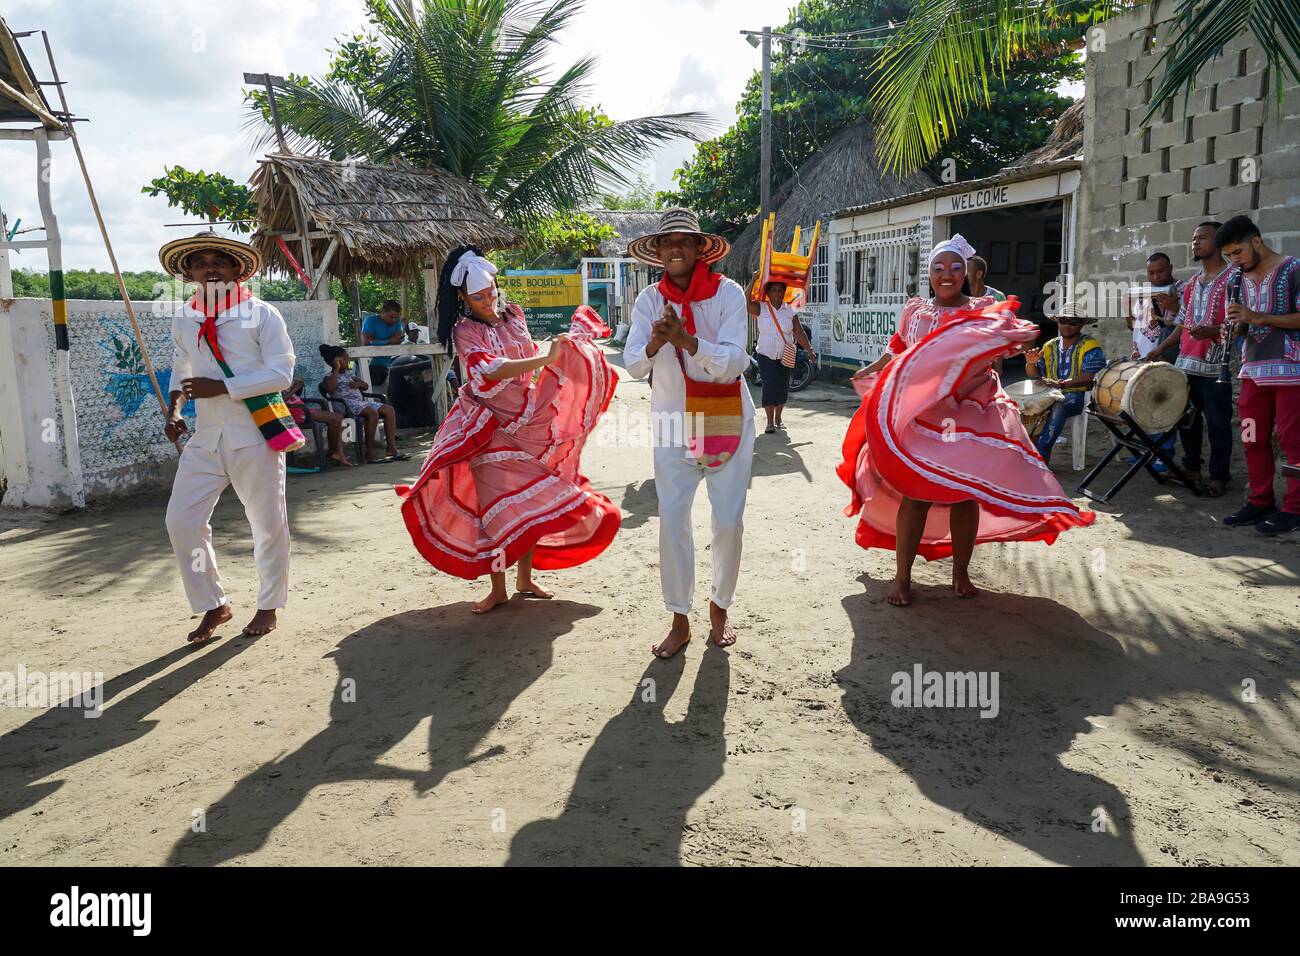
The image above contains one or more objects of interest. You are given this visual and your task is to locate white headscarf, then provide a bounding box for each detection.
[927,233,977,269]
[450,250,498,294]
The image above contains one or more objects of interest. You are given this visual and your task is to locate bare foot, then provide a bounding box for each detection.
[516,580,553,599]
[953,570,980,598]
[708,601,737,647]
[472,588,510,614]
[329,450,353,467]
[187,604,233,645]
[242,608,278,636]
[887,576,912,606]
[652,613,691,659]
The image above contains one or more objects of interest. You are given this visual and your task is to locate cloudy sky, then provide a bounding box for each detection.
[0,0,794,272]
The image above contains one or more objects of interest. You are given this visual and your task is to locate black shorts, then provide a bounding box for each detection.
[757,353,792,407]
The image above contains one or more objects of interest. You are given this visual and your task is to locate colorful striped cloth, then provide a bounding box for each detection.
[675,347,743,468]
[192,288,304,453]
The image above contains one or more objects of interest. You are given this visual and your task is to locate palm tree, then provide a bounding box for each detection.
[870,0,1300,174]
[247,0,711,223]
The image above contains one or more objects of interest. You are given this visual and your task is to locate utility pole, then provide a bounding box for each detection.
[741,27,773,226]
[243,72,289,153]
[760,26,772,225]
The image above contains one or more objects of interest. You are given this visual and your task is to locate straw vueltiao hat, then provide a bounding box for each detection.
[159,230,262,282]
[626,207,730,267]
[1053,303,1095,326]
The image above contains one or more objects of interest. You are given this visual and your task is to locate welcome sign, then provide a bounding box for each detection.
[498,270,584,335]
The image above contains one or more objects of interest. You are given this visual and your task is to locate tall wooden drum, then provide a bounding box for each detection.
[1092,360,1189,432]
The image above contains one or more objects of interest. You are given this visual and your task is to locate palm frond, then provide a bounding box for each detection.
[1144,0,1300,123]
[871,0,1124,174]
[243,0,706,221]
[499,112,714,223]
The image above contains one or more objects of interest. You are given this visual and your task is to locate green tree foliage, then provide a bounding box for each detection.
[664,0,1081,235]
[493,212,616,270]
[872,0,1299,174]
[243,0,711,224]
[141,166,256,232]
[595,175,664,211]
[8,269,417,345]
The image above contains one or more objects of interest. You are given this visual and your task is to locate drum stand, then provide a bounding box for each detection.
[1076,404,1202,503]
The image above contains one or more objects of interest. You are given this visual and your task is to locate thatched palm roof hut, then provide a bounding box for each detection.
[719,119,938,282]
[583,209,664,257]
[250,155,522,282]
[1005,99,1083,170]
[0,17,62,128]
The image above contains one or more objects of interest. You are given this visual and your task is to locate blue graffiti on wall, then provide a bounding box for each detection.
[98,318,192,440]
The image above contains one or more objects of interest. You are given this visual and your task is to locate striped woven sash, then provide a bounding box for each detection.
[676,347,742,468]
[193,289,304,453]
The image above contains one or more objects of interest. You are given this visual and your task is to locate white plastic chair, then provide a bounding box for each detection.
[1069,407,1088,471]
[1054,406,1089,471]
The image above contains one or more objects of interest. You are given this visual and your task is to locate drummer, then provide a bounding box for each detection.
[1023,305,1106,463]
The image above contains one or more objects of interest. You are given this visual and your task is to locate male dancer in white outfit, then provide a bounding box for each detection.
[624,209,755,658]
[160,232,296,644]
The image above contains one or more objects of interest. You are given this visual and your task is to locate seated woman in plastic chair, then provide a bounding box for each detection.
[285,378,352,468]
[319,344,410,463]
[1023,309,1105,464]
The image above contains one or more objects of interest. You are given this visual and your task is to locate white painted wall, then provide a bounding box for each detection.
[0,298,339,508]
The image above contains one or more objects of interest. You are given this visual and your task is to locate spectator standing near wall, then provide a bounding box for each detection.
[359,299,405,389]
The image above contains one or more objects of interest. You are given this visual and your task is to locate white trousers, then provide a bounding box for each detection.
[165,432,290,614]
[653,420,755,614]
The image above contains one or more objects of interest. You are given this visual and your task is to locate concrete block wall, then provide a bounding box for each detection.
[1079,0,1300,358]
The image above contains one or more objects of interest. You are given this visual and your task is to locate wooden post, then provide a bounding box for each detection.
[35,126,84,508]
[423,255,451,424]
[0,194,13,299]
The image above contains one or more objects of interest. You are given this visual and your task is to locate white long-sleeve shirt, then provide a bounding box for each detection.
[623,276,755,418]
[755,301,800,361]
[170,296,296,451]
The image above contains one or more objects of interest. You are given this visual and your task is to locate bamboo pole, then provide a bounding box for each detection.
[40,31,177,453]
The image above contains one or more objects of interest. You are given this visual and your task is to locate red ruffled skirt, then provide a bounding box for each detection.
[396,323,621,579]
[836,299,1095,560]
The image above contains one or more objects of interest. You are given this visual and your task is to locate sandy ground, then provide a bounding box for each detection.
[1,350,1297,867]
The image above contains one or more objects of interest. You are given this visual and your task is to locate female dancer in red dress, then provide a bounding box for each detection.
[837,235,1094,606]
[397,246,621,613]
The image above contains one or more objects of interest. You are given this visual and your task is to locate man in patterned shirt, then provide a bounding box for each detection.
[1217,216,1300,535]
[1023,305,1106,464]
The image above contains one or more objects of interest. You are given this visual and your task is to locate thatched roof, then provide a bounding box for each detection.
[719,120,938,282]
[1005,99,1083,170]
[584,209,663,257]
[0,17,62,128]
[250,155,523,281]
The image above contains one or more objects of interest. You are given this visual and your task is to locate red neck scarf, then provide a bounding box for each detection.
[657,260,721,335]
[189,284,252,363]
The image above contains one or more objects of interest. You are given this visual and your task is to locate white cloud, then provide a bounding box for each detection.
[1,0,790,270]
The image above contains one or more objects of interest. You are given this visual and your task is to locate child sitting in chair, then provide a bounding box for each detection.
[319,344,408,462]
[285,377,352,467]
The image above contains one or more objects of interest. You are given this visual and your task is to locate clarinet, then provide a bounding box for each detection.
[1212,272,1243,384]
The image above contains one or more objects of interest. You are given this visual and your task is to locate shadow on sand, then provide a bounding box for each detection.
[508,647,730,866]
[166,599,600,865]
[838,574,1145,865]
[0,636,261,823]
